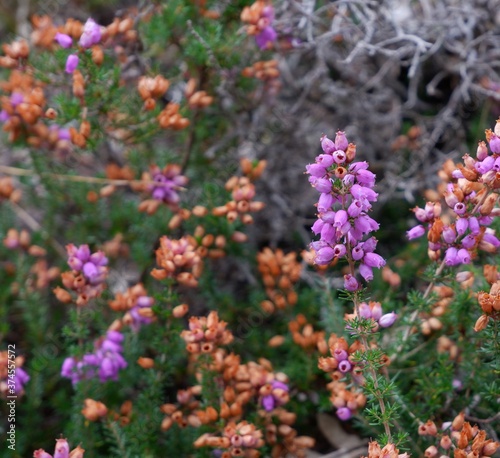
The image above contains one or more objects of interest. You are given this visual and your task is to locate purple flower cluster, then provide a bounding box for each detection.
[149,164,188,207]
[260,380,289,411]
[406,122,500,265]
[66,244,108,285]
[129,295,154,331]
[55,18,103,74]
[306,131,385,291]
[61,331,127,385]
[357,301,397,329]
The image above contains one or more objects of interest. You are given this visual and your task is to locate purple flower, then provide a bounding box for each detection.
[55,32,73,48]
[344,274,359,291]
[317,193,334,212]
[315,246,335,265]
[489,135,500,154]
[255,26,277,49]
[407,225,425,240]
[335,131,348,151]
[359,263,373,281]
[61,331,127,385]
[321,135,336,154]
[379,312,397,328]
[336,407,352,421]
[65,54,79,73]
[79,18,102,48]
[262,394,275,411]
[338,360,352,373]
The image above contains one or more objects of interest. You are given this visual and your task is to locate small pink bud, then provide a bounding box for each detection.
[335,131,348,151]
[476,141,488,160]
[336,407,352,421]
[55,33,73,48]
[320,135,335,154]
[65,54,79,73]
[379,312,397,328]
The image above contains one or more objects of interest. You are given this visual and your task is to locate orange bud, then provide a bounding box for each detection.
[137,357,155,369]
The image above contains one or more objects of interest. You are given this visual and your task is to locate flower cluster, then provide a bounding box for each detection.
[54,18,103,73]
[160,385,204,431]
[56,244,108,306]
[61,331,127,384]
[213,176,265,225]
[108,283,155,331]
[474,279,500,332]
[151,235,203,287]
[194,420,265,457]
[240,1,277,50]
[137,75,170,110]
[418,414,499,458]
[361,441,409,458]
[306,131,385,290]
[318,333,369,420]
[345,301,398,331]
[258,248,301,312]
[137,164,188,214]
[0,352,30,396]
[407,121,500,265]
[288,314,326,351]
[33,438,85,458]
[180,311,234,354]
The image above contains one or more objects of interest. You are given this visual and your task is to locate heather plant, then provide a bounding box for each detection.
[0,1,499,458]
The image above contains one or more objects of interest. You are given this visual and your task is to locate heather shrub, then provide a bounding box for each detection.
[0,1,499,458]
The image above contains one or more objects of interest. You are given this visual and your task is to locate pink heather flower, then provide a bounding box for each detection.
[317,154,334,168]
[62,331,127,385]
[442,226,456,244]
[321,135,336,154]
[53,438,70,458]
[407,225,425,240]
[79,18,102,48]
[334,131,348,151]
[333,150,346,164]
[318,193,334,212]
[359,263,373,281]
[338,360,352,373]
[344,274,359,291]
[332,244,347,258]
[55,32,73,48]
[444,247,459,266]
[379,312,397,328]
[65,54,79,73]
[33,450,52,458]
[476,142,488,160]
[306,163,327,177]
[453,202,466,215]
[315,246,335,264]
[0,110,9,122]
[358,302,372,319]
[307,131,384,285]
[333,349,348,361]
[461,235,475,249]
[255,26,277,49]
[314,177,332,193]
[371,302,382,320]
[363,252,385,269]
[489,135,500,153]
[336,407,352,421]
[456,248,471,264]
[456,217,468,235]
[10,92,24,106]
